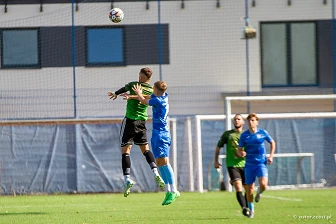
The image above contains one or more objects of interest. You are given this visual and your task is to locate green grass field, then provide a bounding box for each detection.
[0,189,335,224]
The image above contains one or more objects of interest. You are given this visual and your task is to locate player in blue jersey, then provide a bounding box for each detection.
[107,67,165,197]
[124,81,180,205]
[237,113,276,218]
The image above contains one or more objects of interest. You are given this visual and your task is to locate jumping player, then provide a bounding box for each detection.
[107,67,165,197]
[125,81,180,205]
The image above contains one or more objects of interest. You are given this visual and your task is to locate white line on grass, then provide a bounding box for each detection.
[262,195,302,202]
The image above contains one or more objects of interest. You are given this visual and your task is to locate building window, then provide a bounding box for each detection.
[86,27,124,66]
[261,22,317,87]
[1,29,40,68]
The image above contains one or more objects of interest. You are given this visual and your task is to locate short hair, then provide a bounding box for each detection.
[154,81,167,93]
[140,67,152,79]
[234,114,244,120]
[247,113,259,121]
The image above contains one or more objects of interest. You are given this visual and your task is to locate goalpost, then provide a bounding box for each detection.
[224,94,336,132]
[190,94,336,192]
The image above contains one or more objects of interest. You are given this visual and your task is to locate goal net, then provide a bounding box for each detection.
[182,94,336,192]
[208,153,323,192]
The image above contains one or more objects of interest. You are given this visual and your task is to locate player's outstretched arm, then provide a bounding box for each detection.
[120,93,150,100]
[107,91,117,100]
[107,87,127,100]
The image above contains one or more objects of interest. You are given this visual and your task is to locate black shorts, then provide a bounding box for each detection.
[120,117,148,147]
[227,167,245,185]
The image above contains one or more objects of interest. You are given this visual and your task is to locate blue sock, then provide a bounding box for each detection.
[161,165,172,184]
[158,166,168,184]
[161,164,177,192]
[166,164,177,192]
[165,164,175,185]
[248,202,254,212]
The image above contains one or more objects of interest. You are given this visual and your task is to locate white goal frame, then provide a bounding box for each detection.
[225,94,336,131]
[190,94,336,192]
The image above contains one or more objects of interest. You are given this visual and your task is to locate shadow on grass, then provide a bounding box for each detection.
[0,212,46,216]
[113,217,230,222]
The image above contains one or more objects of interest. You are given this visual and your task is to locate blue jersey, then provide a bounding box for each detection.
[148,93,169,132]
[238,128,273,165]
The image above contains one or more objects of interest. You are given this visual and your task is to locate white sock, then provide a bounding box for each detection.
[171,183,177,193]
[166,184,171,192]
[152,167,160,176]
[124,175,130,183]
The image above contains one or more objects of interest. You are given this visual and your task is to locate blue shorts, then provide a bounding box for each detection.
[244,164,268,185]
[151,131,171,159]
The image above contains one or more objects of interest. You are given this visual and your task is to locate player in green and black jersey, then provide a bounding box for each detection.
[214,114,249,217]
[107,67,165,197]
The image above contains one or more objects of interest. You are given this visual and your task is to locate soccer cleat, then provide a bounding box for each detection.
[255,192,261,203]
[123,180,133,197]
[248,211,254,218]
[164,191,180,205]
[155,175,165,190]
[242,207,250,217]
[162,192,170,206]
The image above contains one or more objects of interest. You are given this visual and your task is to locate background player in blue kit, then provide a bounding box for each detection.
[237,113,276,218]
[125,81,180,206]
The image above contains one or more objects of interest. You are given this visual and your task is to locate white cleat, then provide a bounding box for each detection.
[123,180,134,197]
[155,175,165,190]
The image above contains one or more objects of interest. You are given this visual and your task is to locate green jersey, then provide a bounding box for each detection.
[124,81,153,120]
[217,129,245,167]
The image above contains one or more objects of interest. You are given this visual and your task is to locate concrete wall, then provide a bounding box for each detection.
[0,1,333,119]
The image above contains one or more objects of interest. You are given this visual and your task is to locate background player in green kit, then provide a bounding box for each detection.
[214,114,249,216]
[107,67,165,197]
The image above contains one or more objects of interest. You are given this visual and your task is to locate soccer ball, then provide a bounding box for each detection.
[109,8,124,23]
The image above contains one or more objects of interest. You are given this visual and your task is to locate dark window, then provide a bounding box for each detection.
[86,27,124,66]
[0,24,169,68]
[1,29,40,68]
[261,22,317,87]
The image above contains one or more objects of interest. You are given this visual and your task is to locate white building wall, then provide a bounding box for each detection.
[0,1,332,118]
